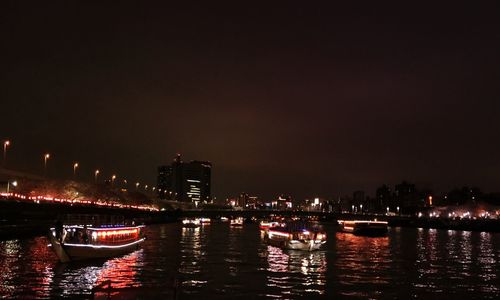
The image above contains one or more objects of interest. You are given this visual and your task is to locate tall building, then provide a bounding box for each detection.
[394,181,417,209]
[157,154,211,205]
[238,192,249,207]
[376,184,393,211]
[183,160,212,205]
[157,165,173,199]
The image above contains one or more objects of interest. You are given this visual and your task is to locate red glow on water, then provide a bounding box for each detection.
[94,251,142,290]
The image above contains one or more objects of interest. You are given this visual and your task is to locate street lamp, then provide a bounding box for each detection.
[135,182,140,190]
[44,153,50,176]
[73,162,79,177]
[386,206,390,214]
[111,175,116,187]
[95,170,100,183]
[144,184,148,191]
[6,180,17,193]
[397,206,400,214]
[360,204,363,213]
[3,140,10,166]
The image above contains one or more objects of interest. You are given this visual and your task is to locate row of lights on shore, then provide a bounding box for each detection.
[2,139,154,192]
[351,204,400,214]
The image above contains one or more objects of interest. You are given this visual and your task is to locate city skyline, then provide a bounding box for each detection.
[1,3,499,200]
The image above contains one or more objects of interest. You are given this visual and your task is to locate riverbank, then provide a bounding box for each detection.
[0,198,177,240]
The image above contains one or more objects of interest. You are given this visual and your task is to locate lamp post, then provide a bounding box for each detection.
[135,182,139,190]
[111,175,116,187]
[95,170,100,183]
[73,162,79,178]
[3,140,10,166]
[6,180,17,193]
[44,153,50,176]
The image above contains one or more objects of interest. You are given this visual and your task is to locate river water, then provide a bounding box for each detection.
[0,222,499,299]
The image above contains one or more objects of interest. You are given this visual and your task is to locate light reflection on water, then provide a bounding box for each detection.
[52,250,143,297]
[412,227,499,298]
[179,227,208,290]
[0,237,57,298]
[265,246,327,298]
[334,232,391,298]
[0,223,499,299]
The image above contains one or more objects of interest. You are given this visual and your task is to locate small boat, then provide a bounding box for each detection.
[230,217,244,226]
[338,220,388,236]
[265,223,326,251]
[48,224,145,263]
[182,218,201,228]
[199,218,211,225]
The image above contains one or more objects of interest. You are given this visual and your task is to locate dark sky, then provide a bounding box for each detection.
[1,2,499,201]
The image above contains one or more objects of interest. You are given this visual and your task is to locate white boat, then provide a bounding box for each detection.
[338,220,388,236]
[48,225,145,263]
[230,217,244,226]
[182,218,201,228]
[265,223,326,251]
[199,218,211,225]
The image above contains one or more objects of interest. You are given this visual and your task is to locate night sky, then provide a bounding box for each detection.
[1,2,499,201]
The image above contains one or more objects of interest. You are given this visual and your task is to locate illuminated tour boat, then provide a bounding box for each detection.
[199,217,211,225]
[48,224,146,263]
[182,218,201,228]
[259,220,282,231]
[338,220,388,236]
[265,223,326,251]
[230,217,244,226]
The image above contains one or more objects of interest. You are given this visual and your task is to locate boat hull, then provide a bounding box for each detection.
[266,237,325,251]
[286,240,325,251]
[49,230,145,263]
[265,229,326,251]
[340,220,388,236]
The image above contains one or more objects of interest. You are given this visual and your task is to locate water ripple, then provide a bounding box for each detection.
[1,223,499,299]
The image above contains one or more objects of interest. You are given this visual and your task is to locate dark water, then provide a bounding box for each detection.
[1,223,499,299]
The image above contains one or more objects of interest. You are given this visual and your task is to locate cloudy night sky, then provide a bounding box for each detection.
[1,2,499,201]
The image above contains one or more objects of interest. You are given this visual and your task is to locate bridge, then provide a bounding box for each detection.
[1,196,499,240]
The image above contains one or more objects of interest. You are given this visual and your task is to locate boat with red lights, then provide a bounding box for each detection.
[338,220,388,236]
[259,220,282,231]
[48,224,146,263]
[265,223,326,251]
